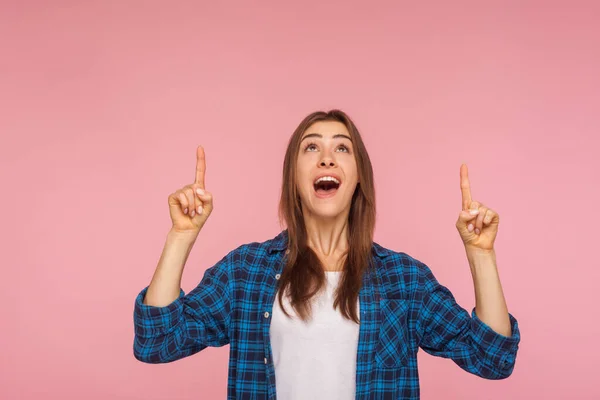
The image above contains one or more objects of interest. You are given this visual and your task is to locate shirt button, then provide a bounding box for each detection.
[264,357,268,364]
[275,274,281,280]
[264,311,270,318]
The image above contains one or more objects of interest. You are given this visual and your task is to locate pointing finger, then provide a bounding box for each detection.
[195,145,206,189]
[460,164,472,210]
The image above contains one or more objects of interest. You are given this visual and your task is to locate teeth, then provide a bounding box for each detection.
[314,176,340,185]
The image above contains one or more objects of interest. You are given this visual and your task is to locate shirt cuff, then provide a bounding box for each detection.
[133,286,185,338]
[470,308,520,372]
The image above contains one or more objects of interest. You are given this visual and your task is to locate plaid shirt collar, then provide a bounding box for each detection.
[266,229,393,259]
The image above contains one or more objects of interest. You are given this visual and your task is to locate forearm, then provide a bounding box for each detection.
[466,247,512,337]
[143,229,198,307]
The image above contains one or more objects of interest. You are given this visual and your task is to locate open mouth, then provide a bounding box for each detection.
[313,176,341,198]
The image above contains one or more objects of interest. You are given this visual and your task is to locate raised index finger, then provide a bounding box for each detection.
[195,145,206,188]
[460,163,472,210]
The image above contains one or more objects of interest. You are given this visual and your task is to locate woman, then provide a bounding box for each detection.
[133,110,520,399]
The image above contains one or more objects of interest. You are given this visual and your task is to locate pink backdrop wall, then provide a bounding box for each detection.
[2,1,599,399]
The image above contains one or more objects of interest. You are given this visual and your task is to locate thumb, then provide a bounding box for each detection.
[456,209,479,232]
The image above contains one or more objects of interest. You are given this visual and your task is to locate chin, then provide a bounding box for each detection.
[312,209,342,219]
[305,201,349,219]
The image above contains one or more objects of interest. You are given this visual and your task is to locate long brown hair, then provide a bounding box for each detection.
[277,109,376,323]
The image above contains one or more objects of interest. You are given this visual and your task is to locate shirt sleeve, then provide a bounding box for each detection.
[415,261,520,379]
[132,252,232,364]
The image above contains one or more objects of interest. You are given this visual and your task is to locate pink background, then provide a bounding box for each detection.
[1,1,599,399]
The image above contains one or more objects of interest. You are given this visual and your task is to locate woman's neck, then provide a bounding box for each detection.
[303,214,349,271]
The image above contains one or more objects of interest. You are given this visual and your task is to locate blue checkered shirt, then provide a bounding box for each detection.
[133,230,520,399]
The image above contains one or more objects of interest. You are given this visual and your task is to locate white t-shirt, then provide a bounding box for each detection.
[270,271,360,400]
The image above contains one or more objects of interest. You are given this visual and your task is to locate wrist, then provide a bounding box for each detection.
[167,228,198,245]
[465,245,495,258]
[465,246,497,273]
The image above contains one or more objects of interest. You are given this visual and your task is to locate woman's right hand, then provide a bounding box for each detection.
[167,145,214,235]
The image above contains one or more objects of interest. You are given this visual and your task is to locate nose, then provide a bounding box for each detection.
[319,147,336,167]
[319,158,335,167]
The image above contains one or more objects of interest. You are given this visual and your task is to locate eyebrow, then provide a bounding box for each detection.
[300,133,353,142]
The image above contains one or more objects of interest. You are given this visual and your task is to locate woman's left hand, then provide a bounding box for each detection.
[456,164,499,253]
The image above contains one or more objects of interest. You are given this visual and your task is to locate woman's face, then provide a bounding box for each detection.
[296,120,359,220]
